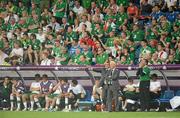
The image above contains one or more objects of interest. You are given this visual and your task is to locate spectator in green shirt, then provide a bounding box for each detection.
[52,0,66,23]
[131,24,145,42]
[27,33,41,65]
[96,47,108,65]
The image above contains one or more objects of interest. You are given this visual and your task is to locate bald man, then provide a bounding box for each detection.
[106,61,120,112]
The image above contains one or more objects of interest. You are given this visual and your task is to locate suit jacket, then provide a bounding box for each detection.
[106,68,120,89]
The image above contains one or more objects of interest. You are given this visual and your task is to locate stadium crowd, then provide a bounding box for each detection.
[0,0,179,66]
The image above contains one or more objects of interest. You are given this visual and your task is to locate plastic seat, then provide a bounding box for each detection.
[159,90,174,103]
[176,90,180,96]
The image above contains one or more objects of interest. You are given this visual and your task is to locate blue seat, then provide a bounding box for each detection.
[80,90,91,101]
[176,90,180,96]
[159,90,174,103]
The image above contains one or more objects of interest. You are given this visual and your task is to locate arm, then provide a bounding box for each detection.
[53,82,61,91]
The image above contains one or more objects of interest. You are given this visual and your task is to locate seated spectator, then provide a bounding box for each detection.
[60,79,70,110]
[10,78,25,111]
[91,79,102,102]
[0,49,8,65]
[47,16,60,33]
[65,80,86,111]
[10,41,23,60]
[127,1,139,18]
[40,74,53,111]
[157,44,168,63]
[46,79,62,111]
[73,0,84,15]
[122,78,138,111]
[28,74,41,111]
[150,74,161,99]
[27,33,41,65]
[40,52,51,65]
[140,0,153,16]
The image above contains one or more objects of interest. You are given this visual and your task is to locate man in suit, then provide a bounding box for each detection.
[106,61,120,112]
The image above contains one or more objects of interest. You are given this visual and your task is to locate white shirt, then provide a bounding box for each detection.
[36,33,45,43]
[30,81,41,94]
[41,59,51,65]
[11,48,23,57]
[68,84,86,95]
[165,0,177,8]
[158,51,168,61]
[73,6,84,15]
[150,81,161,92]
[47,22,60,32]
[0,51,8,65]
[79,21,92,32]
[4,14,19,23]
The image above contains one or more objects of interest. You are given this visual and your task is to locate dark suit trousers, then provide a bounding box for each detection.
[139,80,150,111]
[107,85,119,112]
[102,85,108,105]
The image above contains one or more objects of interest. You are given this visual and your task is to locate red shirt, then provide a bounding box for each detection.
[79,37,96,48]
[127,6,138,16]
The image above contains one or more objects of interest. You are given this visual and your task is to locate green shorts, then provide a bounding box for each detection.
[48,94,59,99]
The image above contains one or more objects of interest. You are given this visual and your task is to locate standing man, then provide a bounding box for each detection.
[106,61,120,112]
[0,77,12,110]
[136,59,151,111]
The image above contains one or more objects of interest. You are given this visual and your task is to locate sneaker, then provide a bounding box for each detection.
[16,108,20,111]
[53,108,58,112]
[10,108,14,111]
[62,108,70,112]
[166,108,174,112]
[29,108,34,111]
[35,107,42,111]
[22,108,27,111]
[48,108,54,112]
[41,108,48,112]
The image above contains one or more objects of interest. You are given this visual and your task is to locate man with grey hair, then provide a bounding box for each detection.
[106,61,120,112]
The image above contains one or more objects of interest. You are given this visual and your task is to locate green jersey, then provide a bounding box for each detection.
[66,31,78,42]
[27,17,39,33]
[175,49,180,63]
[52,46,62,57]
[82,0,91,9]
[60,53,70,65]
[96,52,108,64]
[116,12,128,26]
[0,39,4,49]
[105,37,114,47]
[7,23,19,31]
[116,0,129,6]
[55,1,66,18]
[131,30,145,42]
[139,66,151,81]
[71,53,83,64]
[21,39,32,49]
[31,39,41,50]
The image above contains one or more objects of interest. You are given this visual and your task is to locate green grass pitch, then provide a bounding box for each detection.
[1,111,180,118]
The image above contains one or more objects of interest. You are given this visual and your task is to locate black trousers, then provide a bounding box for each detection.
[139,80,150,111]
